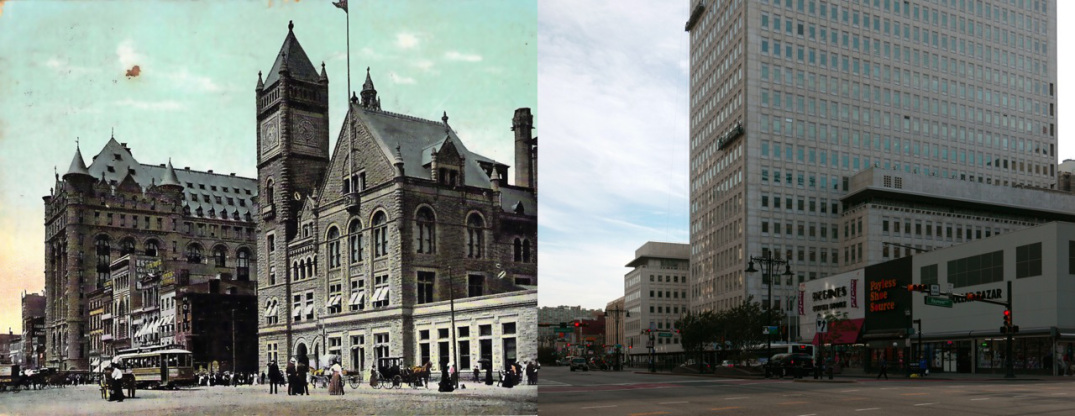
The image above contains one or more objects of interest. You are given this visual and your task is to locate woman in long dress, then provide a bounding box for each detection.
[328,361,344,395]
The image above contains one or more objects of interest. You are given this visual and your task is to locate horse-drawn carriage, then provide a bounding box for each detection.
[0,364,20,392]
[368,357,431,389]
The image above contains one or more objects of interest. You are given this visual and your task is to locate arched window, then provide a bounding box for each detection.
[293,262,300,281]
[307,256,315,277]
[236,248,251,281]
[513,238,522,262]
[95,235,111,284]
[144,239,159,257]
[466,213,484,259]
[327,226,341,269]
[186,243,203,263]
[372,211,388,258]
[120,237,136,255]
[348,220,363,263]
[266,179,275,204]
[523,239,532,263]
[416,207,436,254]
[213,245,228,267]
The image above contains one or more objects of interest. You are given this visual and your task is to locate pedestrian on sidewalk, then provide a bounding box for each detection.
[268,361,281,394]
[876,356,889,379]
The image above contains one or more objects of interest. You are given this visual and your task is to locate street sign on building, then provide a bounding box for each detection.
[925,296,953,308]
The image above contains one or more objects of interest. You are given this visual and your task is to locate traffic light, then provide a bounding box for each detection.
[906,284,928,292]
[1004,310,1012,327]
[574,322,580,327]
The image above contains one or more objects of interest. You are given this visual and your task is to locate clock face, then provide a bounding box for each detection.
[297,118,315,143]
[293,191,302,201]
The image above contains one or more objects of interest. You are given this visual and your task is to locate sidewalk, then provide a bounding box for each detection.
[628,366,1075,382]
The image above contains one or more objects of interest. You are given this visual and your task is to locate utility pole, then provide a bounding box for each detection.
[231,307,236,374]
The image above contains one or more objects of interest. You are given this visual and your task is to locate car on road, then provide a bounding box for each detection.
[678,359,712,373]
[720,360,736,368]
[763,353,814,378]
[569,357,589,372]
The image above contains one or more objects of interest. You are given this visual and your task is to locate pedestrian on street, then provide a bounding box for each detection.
[260,371,266,386]
[297,361,310,395]
[328,360,344,395]
[268,361,281,394]
[286,359,297,395]
[124,366,136,398]
[110,366,125,402]
[877,356,889,379]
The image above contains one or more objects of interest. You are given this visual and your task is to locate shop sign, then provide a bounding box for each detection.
[868,278,899,312]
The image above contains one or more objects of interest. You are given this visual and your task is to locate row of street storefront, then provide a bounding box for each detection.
[801,221,1075,376]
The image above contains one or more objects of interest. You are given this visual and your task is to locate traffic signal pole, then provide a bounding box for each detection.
[1005,280,1014,379]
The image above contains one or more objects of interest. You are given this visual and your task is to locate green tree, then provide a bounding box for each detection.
[722,296,786,364]
[676,310,719,372]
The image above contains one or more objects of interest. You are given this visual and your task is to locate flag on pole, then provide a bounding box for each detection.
[333,0,348,12]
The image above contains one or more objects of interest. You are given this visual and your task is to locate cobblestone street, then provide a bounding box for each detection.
[0,382,536,415]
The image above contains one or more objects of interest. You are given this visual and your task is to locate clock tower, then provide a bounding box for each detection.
[256,20,330,240]
[255,21,330,360]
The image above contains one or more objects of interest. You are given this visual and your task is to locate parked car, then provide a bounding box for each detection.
[720,360,736,368]
[678,359,712,372]
[570,357,589,372]
[763,353,814,378]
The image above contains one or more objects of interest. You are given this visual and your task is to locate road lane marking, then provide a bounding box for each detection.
[900,393,929,396]
[581,405,617,409]
[914,403,935,406]
[658,401,688,404]
[710,407,742,411]
[856,408,880,411]
[971,398,989,401]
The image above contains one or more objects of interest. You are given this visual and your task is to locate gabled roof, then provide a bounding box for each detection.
[264,23,320,87]
[353,104,496,188]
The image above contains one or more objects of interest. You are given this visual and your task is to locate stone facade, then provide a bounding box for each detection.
[43,138,258,371]
[255,23,537,375]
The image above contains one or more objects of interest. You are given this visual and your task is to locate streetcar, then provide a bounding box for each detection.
[112,348,195,389]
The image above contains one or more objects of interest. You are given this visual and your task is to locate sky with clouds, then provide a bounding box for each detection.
[0,0,535,333]
[536,0,692,311]
[535,0,1075,313]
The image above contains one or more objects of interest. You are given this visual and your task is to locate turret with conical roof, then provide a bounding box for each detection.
[63,142,93,180]
[159,159,183,191]
[361,67,380,110]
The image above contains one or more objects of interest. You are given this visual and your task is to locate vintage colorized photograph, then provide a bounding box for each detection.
[0,1,536,414]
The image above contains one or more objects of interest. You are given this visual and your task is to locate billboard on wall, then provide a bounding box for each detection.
[864,257,914,337]
[798,269,866,345]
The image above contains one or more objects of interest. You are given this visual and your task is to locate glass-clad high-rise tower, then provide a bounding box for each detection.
[686,0,1057,314]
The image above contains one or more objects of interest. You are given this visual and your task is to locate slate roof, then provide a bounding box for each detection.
[263,25,320,87]
[84,138,258,222]
[355,105,499,188]
[64,145,92,178]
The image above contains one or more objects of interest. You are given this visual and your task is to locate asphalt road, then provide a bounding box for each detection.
[538,366,1075,415]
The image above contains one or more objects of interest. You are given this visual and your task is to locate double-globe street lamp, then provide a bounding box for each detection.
[603,307,629,371]
[746,253,794,361]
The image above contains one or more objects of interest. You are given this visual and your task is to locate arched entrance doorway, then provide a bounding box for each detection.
[296,343,309,367]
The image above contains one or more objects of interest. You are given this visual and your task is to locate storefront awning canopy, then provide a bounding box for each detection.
[813,318,865,345]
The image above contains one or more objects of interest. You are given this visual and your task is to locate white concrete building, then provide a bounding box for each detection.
[623,242,690,365]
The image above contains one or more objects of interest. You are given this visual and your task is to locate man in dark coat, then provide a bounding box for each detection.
[296,361,310,395]
[268,362,281,394]
[285,359,297,395]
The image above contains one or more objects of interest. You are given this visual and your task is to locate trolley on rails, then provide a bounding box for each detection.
[112,348,195,389]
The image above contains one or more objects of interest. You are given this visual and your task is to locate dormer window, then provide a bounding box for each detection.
[107,166,116,173]
[114,154,122,161]
[438,168,459,186]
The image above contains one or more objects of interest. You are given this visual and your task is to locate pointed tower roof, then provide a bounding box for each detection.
[63,142,93,180]
[264,21,320,87]
[319,62,328,83]
[362,67,376,92]
[159,159,182,188]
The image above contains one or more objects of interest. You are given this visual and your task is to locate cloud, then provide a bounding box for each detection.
[165,68,222,92]
[444,51,482,62]
[388,72,416,85]
[412,59,434,72]
[536,0,691,309]
[44,57,94,76]
[116,39,143,70]
[396,32,419,49]
[114,99,185,111]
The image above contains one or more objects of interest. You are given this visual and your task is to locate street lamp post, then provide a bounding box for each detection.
[913,318,922,374]
[603,308,629,371]
[746,252,793,370]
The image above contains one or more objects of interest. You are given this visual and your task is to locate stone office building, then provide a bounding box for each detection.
[45,137,259,371]
[255,22,537,374]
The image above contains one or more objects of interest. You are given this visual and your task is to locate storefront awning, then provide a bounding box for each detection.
[303,303,314,316]
[375,287,390,302]
[813,318,865,345]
